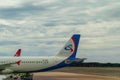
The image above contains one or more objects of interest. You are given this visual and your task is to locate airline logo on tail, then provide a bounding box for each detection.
[64,37,76,53]
[65,44,73,52]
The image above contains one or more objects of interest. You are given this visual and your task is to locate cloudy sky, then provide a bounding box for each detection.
[0,0,120,63]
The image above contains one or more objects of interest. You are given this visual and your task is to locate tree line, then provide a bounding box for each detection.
[70,62,120,67]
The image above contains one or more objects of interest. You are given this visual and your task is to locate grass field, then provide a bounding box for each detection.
[53,67,120,78]
[33,67,120,80]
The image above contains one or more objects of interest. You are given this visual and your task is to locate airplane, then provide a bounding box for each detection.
[14,49,21,57]
[0,34,85,74]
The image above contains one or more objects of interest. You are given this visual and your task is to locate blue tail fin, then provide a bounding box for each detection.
[56,34,80,59]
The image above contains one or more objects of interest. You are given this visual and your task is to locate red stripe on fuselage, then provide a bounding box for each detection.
[71,36,76,52]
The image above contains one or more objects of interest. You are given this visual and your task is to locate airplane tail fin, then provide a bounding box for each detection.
[14,49,21,57]
[56,34,80,59]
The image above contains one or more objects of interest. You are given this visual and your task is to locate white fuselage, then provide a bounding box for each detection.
[0,34,81,74]
[0,56,66,74]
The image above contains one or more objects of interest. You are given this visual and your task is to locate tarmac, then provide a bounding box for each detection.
[33,72,120,80]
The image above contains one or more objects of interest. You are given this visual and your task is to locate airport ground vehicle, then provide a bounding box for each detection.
[3,73,33,80]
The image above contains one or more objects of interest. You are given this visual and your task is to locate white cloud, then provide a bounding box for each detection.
[0,19,13,26]
[0,0,22,8]
[0,0,119,62]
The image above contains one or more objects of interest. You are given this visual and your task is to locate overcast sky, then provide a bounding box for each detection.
[0,0,120,63]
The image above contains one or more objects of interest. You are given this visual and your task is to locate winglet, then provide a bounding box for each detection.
[16,60,21,65]
[14,49,21,57]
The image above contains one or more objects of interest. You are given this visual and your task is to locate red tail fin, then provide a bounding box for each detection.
[14,49,21,57]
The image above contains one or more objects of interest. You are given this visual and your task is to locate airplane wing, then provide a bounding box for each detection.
[0,60,21,71]
[78,58,87,62]
[65,58,87,64]
[0,63,15,71]
[14,49,21,57]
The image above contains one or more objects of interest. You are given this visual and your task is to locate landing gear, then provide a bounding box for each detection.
[3,73,33,80]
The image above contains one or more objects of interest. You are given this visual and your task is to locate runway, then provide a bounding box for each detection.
[33,72,120,80]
